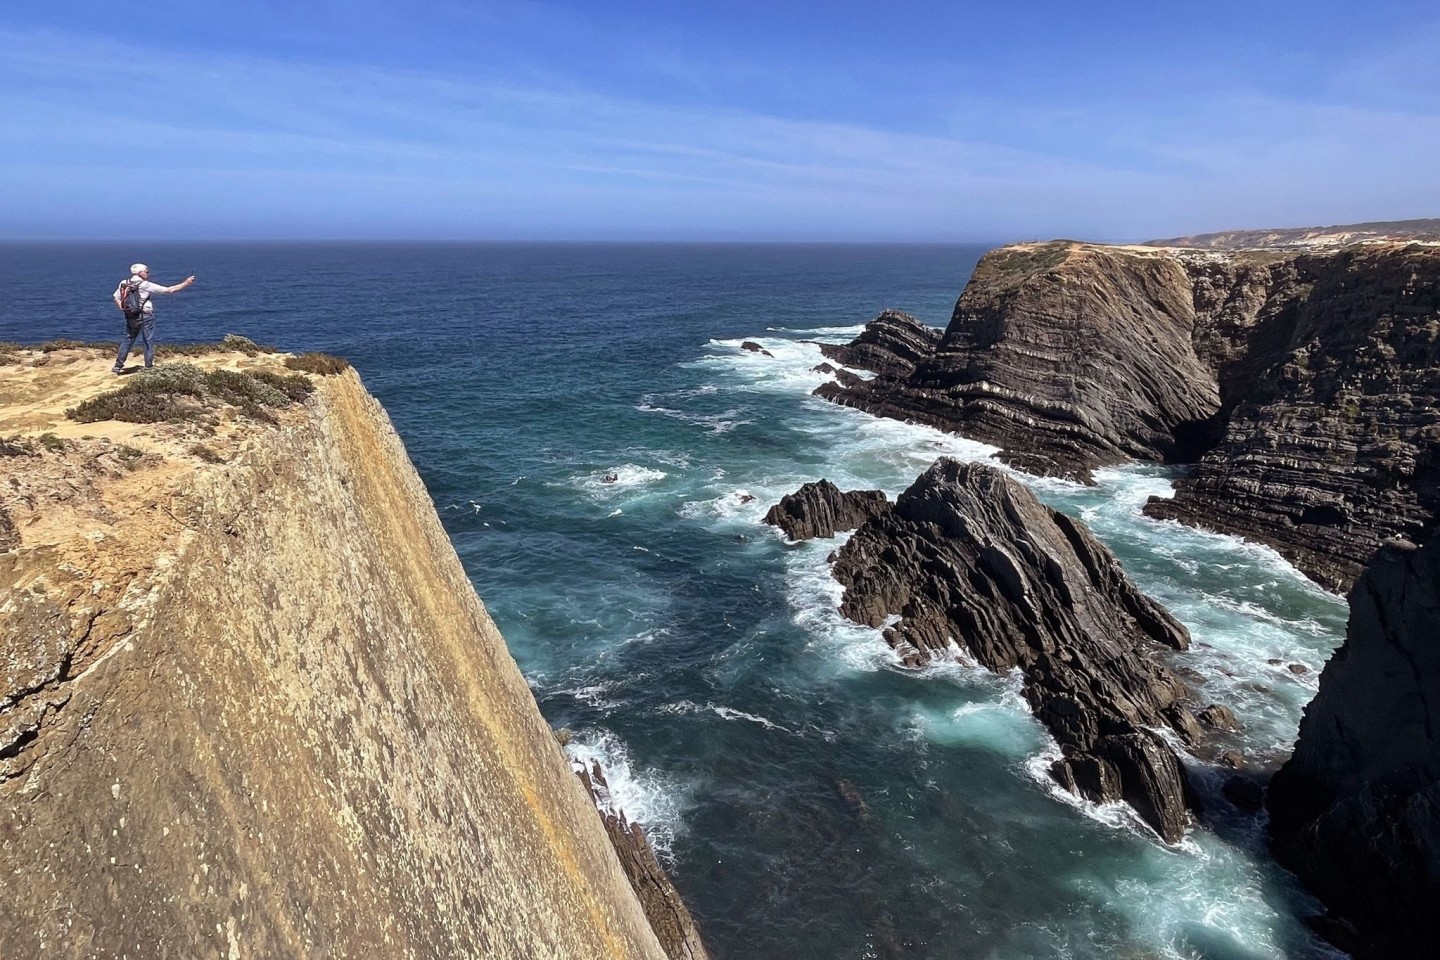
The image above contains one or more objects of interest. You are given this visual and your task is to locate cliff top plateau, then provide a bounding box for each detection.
[1144,216,1440,250]
[1,345,677,959]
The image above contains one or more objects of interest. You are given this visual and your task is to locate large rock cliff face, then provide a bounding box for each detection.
[817,241,1440,592]
[1266,537,1440,959]
[1146,245,1440,592]
[774,460,1206,842]
[0,350,680,960]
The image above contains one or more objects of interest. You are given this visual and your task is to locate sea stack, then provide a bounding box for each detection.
[774,459,1207,842]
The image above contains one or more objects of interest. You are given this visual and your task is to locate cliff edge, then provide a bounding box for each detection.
[0,348,678,959]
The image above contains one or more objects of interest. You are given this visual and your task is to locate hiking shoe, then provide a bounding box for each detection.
[111,367,124,375]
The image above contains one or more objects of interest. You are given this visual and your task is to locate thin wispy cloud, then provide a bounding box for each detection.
[2,7,1437,239]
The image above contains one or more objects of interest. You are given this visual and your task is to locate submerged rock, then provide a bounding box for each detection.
[1267,537,1440,959]
[819,458,1201,842]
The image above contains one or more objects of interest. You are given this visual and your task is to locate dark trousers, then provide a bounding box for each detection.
[114,316,156,370]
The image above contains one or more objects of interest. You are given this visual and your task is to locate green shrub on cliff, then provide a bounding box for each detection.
[284,352,350,375]
[156,334,278,359]
[39,338,116,352]
[67,363,309,426]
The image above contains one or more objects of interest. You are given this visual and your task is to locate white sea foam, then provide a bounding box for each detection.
[690,336,861,397]
[565,729,690,856]
[763,323,868,337]
[780,537,905,675]
[636,393,755,434]
[575,463,667,496]
[657,700,795,734]
[909,697,1046,759]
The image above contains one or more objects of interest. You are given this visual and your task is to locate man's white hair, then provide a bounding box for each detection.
[129,262,148,275]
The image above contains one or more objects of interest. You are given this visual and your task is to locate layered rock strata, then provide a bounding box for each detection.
[763,479,888,540]
[1144,244,1440,591]
[1266,536,1440,959]
[0,349,678,960]
[815,308,942,378]
[816,241,1440,592]
[778,459,1205,842]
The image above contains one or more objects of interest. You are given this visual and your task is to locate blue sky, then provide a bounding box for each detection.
[4,1,1438,241]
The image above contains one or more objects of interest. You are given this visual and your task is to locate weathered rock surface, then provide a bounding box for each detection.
[816,309,942,378]
[763,479,889,540]
[1144,244,1440,592]
[817,240,1440,592]
[807,459,1202,842]
[1267,536,1440,959]
[578,763,710,960]
[0,349,676,960]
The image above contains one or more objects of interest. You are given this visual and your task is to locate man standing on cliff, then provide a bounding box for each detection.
[112,263,197,374]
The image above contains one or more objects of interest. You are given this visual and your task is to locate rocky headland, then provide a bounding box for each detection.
[1266,536,1440,959]
[1145,217,1440,250]
[816,239,1440,592]
[0,346,704,960]
[768,460,1220,843]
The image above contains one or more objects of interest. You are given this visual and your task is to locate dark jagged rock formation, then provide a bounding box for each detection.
[817,240,1440,592]
[797,459,1202,842]
[763,479,889,540]
[1266,537,1440,959]
[816,309,942,378]
[578,763,711,960]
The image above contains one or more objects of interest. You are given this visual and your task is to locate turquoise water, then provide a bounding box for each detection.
[4,243,1350,959]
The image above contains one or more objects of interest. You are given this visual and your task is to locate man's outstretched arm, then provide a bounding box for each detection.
[158,275,197,294]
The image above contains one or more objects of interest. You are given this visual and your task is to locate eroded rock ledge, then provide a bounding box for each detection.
[1267,536,1440,959]
[775,459,1211,842]
[815,241,1440,592]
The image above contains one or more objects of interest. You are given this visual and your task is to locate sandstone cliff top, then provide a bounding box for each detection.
[0,343,338,554]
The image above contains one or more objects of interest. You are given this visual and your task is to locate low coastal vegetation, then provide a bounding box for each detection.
[67,363,315,426]
[284,352,351,375]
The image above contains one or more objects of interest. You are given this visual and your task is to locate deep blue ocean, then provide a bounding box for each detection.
[3,243,1350,959]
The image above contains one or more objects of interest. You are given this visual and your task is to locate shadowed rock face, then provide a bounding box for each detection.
[779,459,1202,842]
[816,241,1440,593]
[763,479,889,540]
[1267,537,1440,959]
